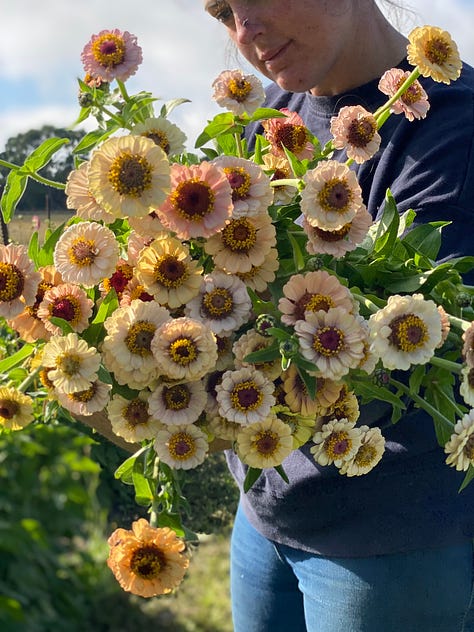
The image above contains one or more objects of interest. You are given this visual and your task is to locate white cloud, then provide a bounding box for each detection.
[1,0,473,150]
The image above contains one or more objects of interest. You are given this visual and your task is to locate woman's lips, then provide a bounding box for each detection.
[259,41,291,68]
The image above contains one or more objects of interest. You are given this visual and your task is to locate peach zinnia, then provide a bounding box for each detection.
[263,108,314,159]
[205,211,276,274]
[107,518,189,597]
[330,105,381,164]
[300,160,363,231]
[378,68,430,121]
[53,221,119,288]
[278,270,354,326]
[212,69,265,116]
[303,205,373,257]
[445,410,474,472]
[65,161,116,223]
[0,244,41,319]
[37,282,93,335]
[156,162,233,239]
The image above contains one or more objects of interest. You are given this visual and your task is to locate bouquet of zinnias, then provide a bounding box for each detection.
[1,25,473,597]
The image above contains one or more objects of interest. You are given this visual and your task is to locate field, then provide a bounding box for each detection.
[5,209,73,245]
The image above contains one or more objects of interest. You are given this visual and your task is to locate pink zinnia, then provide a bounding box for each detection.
[81,29,142,83]
[0,244,41,319]
[262,109,314,159]
[378,68,430,122]
[156,162,233,240]
[330,105,381,163]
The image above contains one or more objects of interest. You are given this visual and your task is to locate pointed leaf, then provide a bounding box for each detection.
[243,467,263,492]
[1,170,28,222]
[23,137,70,172]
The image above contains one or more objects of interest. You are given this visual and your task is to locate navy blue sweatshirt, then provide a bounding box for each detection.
[226,60,474,557]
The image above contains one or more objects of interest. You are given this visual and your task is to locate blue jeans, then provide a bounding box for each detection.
[230,504,474,632]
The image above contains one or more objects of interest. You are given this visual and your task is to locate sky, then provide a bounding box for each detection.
[1,0,474,153]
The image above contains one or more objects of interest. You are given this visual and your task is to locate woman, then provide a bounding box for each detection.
[203,1,474,631]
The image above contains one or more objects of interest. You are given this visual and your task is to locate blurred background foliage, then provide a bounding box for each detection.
[0,322,238,632]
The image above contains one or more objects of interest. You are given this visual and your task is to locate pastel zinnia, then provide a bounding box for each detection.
[0,387,34,431]
[407,25,462,84]
[212,69,265,116]
[262,109,314,159]
[107,518,189,597]
[445,410,474,472]
[81,29,143,83]
[0,244,41,319]
[236,414,294,468]
[378,68,430,121]
[330,105,381,164]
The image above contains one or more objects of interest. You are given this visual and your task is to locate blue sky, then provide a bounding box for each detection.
[1,0,473,152]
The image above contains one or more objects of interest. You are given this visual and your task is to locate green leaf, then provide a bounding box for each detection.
[34,222,67,267]
[114,445,148,484]
[288,231,306,271]
[248,107,287,122]
[402,222,448,260]
[373,191,400,255]
[294,364,317,399]
[132,462,154,506]
[23,137,70,172]
[0,344,34,374]
[274,464,289,484]
[74,127,116,154]
[243,466,263,492]
[352,380,406,409]
[48,317,74,335]
[244,343,281,364]
[1,170,28,222]
[409,365,426,396]
[459,465,474,492]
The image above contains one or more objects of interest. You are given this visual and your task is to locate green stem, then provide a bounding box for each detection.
[0,158,19,171]
[448,314,471,332]
[97,105,125,128]
[149,456,161,528]
[389,377,454,430]
[373,67,421,120]
[351,292,384,314]
[270,178,300,189]
[0,159,66,190]
[116,79,131,103]
[429,355,462,375]
[18,366,42,393]
[234,132,245,158]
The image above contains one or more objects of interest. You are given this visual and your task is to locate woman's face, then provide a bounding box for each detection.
[203,0,364,96]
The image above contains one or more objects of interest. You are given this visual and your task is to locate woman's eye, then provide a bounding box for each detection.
[207,1,234,25]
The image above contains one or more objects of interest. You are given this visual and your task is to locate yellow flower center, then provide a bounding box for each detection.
[0,398,19,420]
[424,36,451,66]
[295,292,335,320]
[274,123,309,154]
[224,167,252,201]
[254,430,279,456]
[347,116,377,147]
[201,288,234,319]
[108,152,153,197]
[463,435,474,461]
[154,255,188,288]
[143,130,170,154]
[397,77,423,105]
[168,432,196,459]
[0,262,25,302]
[163,384,192,411]
[228,77,252,102]
[388,313,428,352]
[313,326,345,357]
[168,338,198,366]
[318,178,353,213]
[39,367,55,390]
[222,218,257,253]
[57,353,82,376]
[67,238,98,267]
[171,179,215,220]
[130,544,165,579]
[230,380,263,412]
[124,321,156,356]
[91,33,126,68]
[324,430,352,459]
[69,383,97,403]
[354,442,378,467]
[123,399,150,428]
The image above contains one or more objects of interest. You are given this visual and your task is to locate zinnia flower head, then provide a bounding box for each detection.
[53,221,119,288]
[130,117,187,157]
[300,160,363,231]
[212,69,265,116]
[282,364,344,417]
[81,29,143,83]
[156,162,233,239]
[234,246,280,293]
[215,367,276,425]
[378,68,430,121]
[262,108,314,159]
[278,270,354,326]
[262,153,296,205]
[0,387,34,431]
[37,282,94,335]
[65,161,116,223]
[294,307,366,380]
[339,425,385,476]
[88,135,171,219]
[368,293,442,371]
[107,518,189,597]
[445,410,474,471]
[0,244,41,319]
[236,413,294,468]
[107,392,163,442]
[56,380,112,417]
[154,424,209,470]
[148,380,207,426]
[407,25,462,84]
[330,105,381,163]
[460,365,474,408]
[185,271,252,337]
[303,205,373,257]
[310,418,362,468]
[151,317,219,382]
[42,332,101,394]
[213,155,274,218]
